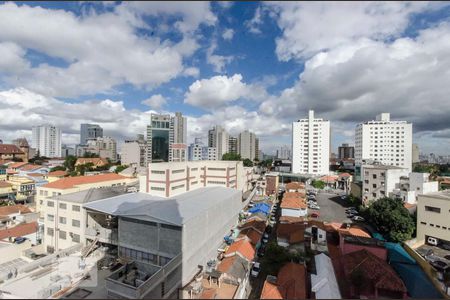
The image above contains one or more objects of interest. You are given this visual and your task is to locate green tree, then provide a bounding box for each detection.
[64,155,77,172]
[243,158,253,167]
[50,166,66,172]
[114,165,128,174]
[83,152,99,158]
[362,197,415,242]
[261,241,291,275]
[311,180,326,189]
[222,153,241,161]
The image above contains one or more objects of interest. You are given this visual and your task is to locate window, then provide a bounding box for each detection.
[59,217,66,224]
[151,170,165,174]
[191,181,198,185]
[171,184,185,190]
[47,201,54,207]
[47,214,54,222]
[372,193,377,197]
[172,169,185,174]
[191,168,198,171]
[72,205,81,212]
[373,184,377,188]
[364,180,369,184]
[420,222,427,225]
[72,233,80,243]
[151,186,165,191]
[207,180,226,185]
[207,167,226,171]
[372,174,377,179]
[425,206,441,213]
[47,228,54,236]
[59,203,67,209]
[59,230,67,240]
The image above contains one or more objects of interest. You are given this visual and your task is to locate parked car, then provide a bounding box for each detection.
[251,262,261,277]
[346,207,357,211]
[346,210,358,216]
[341,195,347,200]
[427,237,439,246]
[14,237,27,244]
[352,216,365,222]
[440,243,450,251]
[444,255,450,261]
[310,205,320,210]
[431,260,448,270]
[257,247,266,257]
[310,212,320,218]
[262,237,269,243]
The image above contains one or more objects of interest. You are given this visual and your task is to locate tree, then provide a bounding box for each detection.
[114,165,128,174]
[243,158,253,167]
[311,180,326,189]
[50,166,66,172]
[83,152,99,158]
[64,155,77,172]
[222,153,241,161]
[362,197,415,242]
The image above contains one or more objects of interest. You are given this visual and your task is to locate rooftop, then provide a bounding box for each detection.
[277,223,305,244]
[75,157,109,166]
[261,262,307,299]
[238,219,266,234]
[0,144,24,155]
[19,164,46,171]
[224,239,255,262]
[8,162,28,169]
[0,221,38,240]
[53,186,129,204]
[47,170,68,177]
[0,204,32,216]
[280,197,307,209]
[285,182,305,191]
[311,253,341,299]
[419,189,450,200]
[216,254,249,280]
[84,186,241,226]
[237,228,263,246]
[41,173,128,189]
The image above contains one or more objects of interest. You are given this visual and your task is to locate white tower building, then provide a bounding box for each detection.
[31,124,62,158]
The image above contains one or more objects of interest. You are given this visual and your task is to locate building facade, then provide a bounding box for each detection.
[355,113,412,172]
[188,138,217,161]
[292,110,330,175]
[140,160,254,198]
[80,124,103,145]
[412,143,420,164]
[228,136,238,155]
[31,124,62,158]
[208,125,229,160]
[121,136,147,167]
[277,145,291,160]
[12,138,30,162]
[416,190,450,246]
[238,130,257,161]
[390,172,439,204]
[173,112,187,145]
[338,143,354,160]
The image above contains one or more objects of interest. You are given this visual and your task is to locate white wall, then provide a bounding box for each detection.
[281,208,307,217]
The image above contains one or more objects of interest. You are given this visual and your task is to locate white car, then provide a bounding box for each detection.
[310,205,320,210]
[352,216,365,222]
[251,262,261,277]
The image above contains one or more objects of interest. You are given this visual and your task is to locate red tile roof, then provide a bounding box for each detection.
[217,255,237,273]
[339,172,352,178]
[277,223,305,244]
[225,239,255,261]
[42,173,127,189]
[19,164,44,171]
[319,175,339,183]
[0,222,38,240]
[0,159,12,165]
[239,219,266,234]
[285,182,305,191]
[0,205,32,217]
[0,181,12,188]
[47,170,68,177]
[0,144,24,155]
[404,203,416,209]
[261,279,284,299]
[75,157,109,166]
[237,228,263,246]
[261,263,307,299]
[342,249,407,294]
[281,197,307,209]
[327,222,371,238]
[284,192,305,198]
[8,162,28,169]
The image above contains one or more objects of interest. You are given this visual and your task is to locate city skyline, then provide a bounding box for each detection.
[0,2,450,155]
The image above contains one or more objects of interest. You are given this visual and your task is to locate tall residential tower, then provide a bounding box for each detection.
[32,124,62,158]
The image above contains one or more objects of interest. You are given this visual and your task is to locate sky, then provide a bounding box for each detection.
[0,1,450,155]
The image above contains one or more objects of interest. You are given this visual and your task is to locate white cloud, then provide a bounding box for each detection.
[184,74,267,110]
[0,42,29,74]
[182,67,200,78]
[245,6,263,34]
[265,1,437,61]
[206,39,234,73]
[217,2,233,9]
[141,94,167,110]
[0,2,212,97]
[222,28,234,41]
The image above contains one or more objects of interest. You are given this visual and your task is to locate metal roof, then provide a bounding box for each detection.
[53,186,130,204]
[83,186,242,226]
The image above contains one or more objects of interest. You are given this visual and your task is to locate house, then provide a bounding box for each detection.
[75,157,109,168]
[0,181,13,199]
[0,144,26,161]
[46,170,68,183]
[0,221,39,244]
[276,223,305,251]
[261,262,307,299]
[311,253,341,299]
[224,239,255,262]
[236,227,262,247]
[319,175,339,189]
[338,173,352,191]
[248,202,270,216]
[341,249,407,299]
[280,195,307,217]
[6,176,36,200]
[17,164,49,176]
[216,254,251,287]
[340,235,387,260]
[238,219,266,234]
[285,182,305,193]
[7,162,29,172]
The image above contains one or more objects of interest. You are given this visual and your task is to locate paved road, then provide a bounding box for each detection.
[312,191,351,223]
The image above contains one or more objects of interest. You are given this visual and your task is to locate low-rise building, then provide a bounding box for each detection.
[280,193,307,217]
[416,190,450,246]
[0,181,13,199]
[311,253,341,299]
[0,144,26,161]
[140,160,253,198]
[390,172,439,204]
[46,170,68,182]
[265,172,279,196]
[260,262,307,299]
[75,157,109,168]
[7,176,36,201]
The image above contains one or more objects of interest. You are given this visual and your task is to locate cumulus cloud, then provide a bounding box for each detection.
[245,6,263,34]
[184,74,268,110]
[0,2,214,97]
[0,42,30,74]
[222,28,234,41]
[206,39,234,73]
[141,94,167,110]
[265,1,437,61]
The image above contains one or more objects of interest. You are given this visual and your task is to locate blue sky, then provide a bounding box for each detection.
[0,1,450,155]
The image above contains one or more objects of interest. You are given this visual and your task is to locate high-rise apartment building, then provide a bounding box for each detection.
[80,124,103,145]
[208,125,229,160]
[121,135,147,167]
[292,110,330,175]
[238,130,257,160]
[188,138,217,161]
[255,138,260,160]
[32,124,62,158]
[146,113,187,163]
[338,143,354,160]
[412,143,419,163]
[277,145,291,160]
[355,113,412,172]
[228,136,238,154]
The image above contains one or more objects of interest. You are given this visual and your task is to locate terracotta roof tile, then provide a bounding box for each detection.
[217,256,236,273]
[75,157,109,166]
[277,262,307,299]
[261,279,284,299]
[327,222,371,238]
[8,162,28,169]
[237,228,263,246]
[0,181,12,188]
[200,288,217,299]
[277,223,305,244]
[47,170,68,177]
[338,173,352,178]
[0,144,24,155]
[279,216,308,224]
[319,175,339,182]
[284,192,305,199]
[41,173,127,189]
[239,219,266,234]
[285,182,305,191]
[0,205,31,216]
[281,197,307,209]
[19,164,44,171]
[225,239,255,261]
[0,221,37,240]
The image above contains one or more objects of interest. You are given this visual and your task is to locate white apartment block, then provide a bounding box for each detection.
[355,113,412,172]
[88,136,118,162]
[121,137,147,167]
[416,190,450,246]
[188,138,217,161]
[173,112,187,144]
[140,161,254,198]
[208,125,229,160]
[32,124,62,158]
[292,110,330,175]
[390,172,439,204]
[238,130,257,160]
[277,145,291,160]
[361,164,409,206]
[202,147,217,161]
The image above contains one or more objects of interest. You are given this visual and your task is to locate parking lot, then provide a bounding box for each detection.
[310,191,351,223]
[416,244,450,263]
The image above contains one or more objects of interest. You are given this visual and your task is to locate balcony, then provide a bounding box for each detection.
[85,226,118,245]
